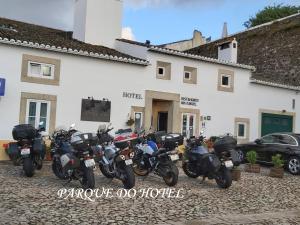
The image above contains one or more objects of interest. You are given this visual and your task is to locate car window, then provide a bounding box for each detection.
[261,135,277,144]
[278,135,297,145]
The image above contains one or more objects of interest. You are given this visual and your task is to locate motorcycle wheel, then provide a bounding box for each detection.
[182,162,199,178]
[121,165,135,189]
[99,164,114,178]
[215,167,232,189]
[133,160,149,176]
[23,158,35,177]
[52,160,68,180]
[82,167,95,189]
[36,157,43,170]
[163,163,179,187]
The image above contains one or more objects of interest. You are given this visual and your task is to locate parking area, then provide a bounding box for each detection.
[0,162,300,225]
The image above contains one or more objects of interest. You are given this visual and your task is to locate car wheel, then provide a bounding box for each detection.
[236,149,245,163]
[287,157,300,175]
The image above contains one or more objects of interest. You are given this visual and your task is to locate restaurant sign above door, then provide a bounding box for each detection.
[181,97,199,106]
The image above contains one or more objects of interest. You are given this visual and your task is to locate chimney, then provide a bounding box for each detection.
[192,30,205,47]
[73,0,123,48]
[222,22,228,38]
[217,38,238,63]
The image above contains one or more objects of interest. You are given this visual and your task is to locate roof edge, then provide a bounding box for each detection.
[250,78,300,91]
[149,46,255,71]
[189,12,300,49]
[0,37,149,66]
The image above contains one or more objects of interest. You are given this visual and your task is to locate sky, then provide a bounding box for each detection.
[0,0,299,45]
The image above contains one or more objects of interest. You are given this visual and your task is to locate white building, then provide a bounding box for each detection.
[0,0,299,160]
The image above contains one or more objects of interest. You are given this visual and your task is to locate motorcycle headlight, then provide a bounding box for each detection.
[119,154,126,160]
[129,152,135,158]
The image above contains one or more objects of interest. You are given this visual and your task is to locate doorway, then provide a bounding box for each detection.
[182,113,196,138]
[158,112,168,132]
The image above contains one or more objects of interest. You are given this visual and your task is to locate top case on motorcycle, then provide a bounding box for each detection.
[213,136,237,154]
[12,124,36,141]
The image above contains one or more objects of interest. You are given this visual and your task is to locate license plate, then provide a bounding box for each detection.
[125,159,133,165]
[170,154,179,161]
[84,159,95,168]
[21,148,30,155]
[225,160,234,168]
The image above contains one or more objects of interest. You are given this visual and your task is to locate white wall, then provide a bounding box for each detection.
[0,43,299,142]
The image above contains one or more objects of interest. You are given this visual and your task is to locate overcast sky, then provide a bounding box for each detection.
[0,0,300,44]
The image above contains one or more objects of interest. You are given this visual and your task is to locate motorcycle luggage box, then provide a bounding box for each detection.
[163,133,184,150]
[12,124,36,141]
[114,140,129,149]
[33,138,46,157]
[201,153,221,173]
[98,133,113,144]
[7,142,19,159]
[71,132,98,150]
[213,136,237,154]
[230,149,241,166]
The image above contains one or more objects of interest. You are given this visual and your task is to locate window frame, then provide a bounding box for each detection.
[28,61,55,80]
[25,99,51,133]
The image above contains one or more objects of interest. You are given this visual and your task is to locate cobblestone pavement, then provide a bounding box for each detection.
[0,162,300,225]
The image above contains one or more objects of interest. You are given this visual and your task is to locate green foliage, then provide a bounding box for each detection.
[246,150,257,164]
[244,4,300,28]
[272,154,284,168]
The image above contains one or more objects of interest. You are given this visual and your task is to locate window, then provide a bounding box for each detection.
[156,61,171,80]
[261,135,277,144]
[221,75,230,87]
[184,71,191,80]
[25,99,50,132]
[237,122,246,139]
[183,66,197,84]
[218,69,234,92]
[134,112,143,131]
[220,43,230,50]
[28,61,54,79]
[235,118,250,142]
[278,135,298,146]
[157,67,165,76]
[21,54,61,86]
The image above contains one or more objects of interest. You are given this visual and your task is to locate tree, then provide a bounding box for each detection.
[244,4,300,28]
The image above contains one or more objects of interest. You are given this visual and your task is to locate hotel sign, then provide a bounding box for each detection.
[181,97,199,106]
[123,92,143,100]
[0,78,5,96]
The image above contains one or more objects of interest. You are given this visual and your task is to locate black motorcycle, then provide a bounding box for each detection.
[11,123,46,177]
[182,133,240,189]
[51,125,96,189]
[96,125,135,189]
[133,131,180,186]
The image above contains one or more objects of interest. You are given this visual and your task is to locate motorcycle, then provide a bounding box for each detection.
[11,122,46,177]
[182,132,240,189]
[133,131,180,186]
[96,124,135,189]
[51,124,96,189]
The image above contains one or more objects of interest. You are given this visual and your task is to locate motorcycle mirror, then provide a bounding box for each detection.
[39,121,44,126]
[200,130,204,135]
[70,123,76,129]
